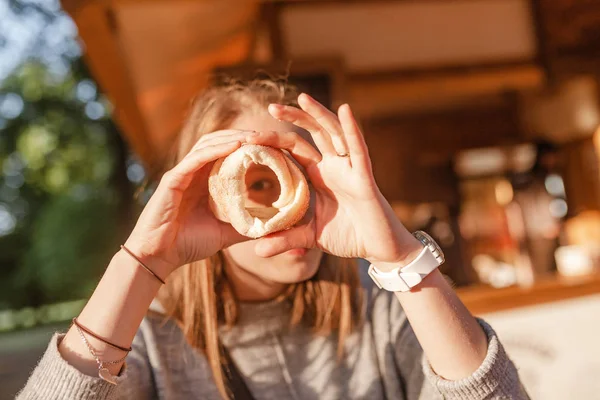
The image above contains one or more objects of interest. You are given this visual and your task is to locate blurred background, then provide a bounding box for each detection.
[1,0,600,398]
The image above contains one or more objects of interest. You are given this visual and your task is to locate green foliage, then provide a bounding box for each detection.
[0,58,129,311]
[17,192,120,303]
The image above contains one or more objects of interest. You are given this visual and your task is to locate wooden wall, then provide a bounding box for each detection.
[363,103,523,204]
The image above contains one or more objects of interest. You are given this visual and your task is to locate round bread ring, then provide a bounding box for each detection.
[208,144,310,238]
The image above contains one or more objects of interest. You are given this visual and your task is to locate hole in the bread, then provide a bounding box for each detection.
[244,163,281,221]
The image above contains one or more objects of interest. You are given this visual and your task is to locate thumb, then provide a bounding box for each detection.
[254,225,314,257]
[220,222,251,249]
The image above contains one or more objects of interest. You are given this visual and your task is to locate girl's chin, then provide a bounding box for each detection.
[265,262,320,284]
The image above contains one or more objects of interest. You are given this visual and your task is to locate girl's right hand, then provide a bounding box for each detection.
[123,130,254,278]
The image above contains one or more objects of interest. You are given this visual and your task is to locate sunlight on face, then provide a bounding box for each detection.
[222,111,323,291]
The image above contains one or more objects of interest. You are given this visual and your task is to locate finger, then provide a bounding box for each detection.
[254,225,314,257]
[198,129,251,142]
[297,93,349,156]
[220,222,251,248]
[338,104,371,172]
[164,141,241,191]
[192,130,257,151]
[245,131,322,169]
[268,103,336,156]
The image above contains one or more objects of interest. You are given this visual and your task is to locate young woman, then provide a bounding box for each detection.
[19,79,528,399]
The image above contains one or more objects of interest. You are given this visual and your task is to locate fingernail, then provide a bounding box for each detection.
[340,103,352,115]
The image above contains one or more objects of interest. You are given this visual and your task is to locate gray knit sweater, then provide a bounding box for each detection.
[17,288,527,399]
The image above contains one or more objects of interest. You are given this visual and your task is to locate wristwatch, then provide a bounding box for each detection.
[367,231,445,292]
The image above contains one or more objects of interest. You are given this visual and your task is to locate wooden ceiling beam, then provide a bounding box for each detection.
[348,64,545,118]
[62,0,156,166]
[62,0,260,167]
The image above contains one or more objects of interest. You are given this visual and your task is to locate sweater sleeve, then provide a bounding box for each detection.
[377,288,529,400]
[419,318,530,400]
[16,327,156,400]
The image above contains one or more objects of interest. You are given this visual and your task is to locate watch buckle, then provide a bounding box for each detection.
[368,264,413,292]
[367,264,383,289]
[401,272,424,289]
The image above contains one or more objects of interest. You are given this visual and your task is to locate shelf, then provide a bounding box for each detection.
[457,272,600,315]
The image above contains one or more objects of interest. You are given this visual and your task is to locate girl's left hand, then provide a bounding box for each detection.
[247,93,422,265]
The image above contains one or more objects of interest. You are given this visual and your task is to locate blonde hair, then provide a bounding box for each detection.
[155,77,363,399]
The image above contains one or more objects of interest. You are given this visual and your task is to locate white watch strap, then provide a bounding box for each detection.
[367,245,441,292]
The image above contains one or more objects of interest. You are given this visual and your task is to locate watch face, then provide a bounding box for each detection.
[414,231,445,264]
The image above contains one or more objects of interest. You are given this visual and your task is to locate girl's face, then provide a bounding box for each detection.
[220,111,323,299]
